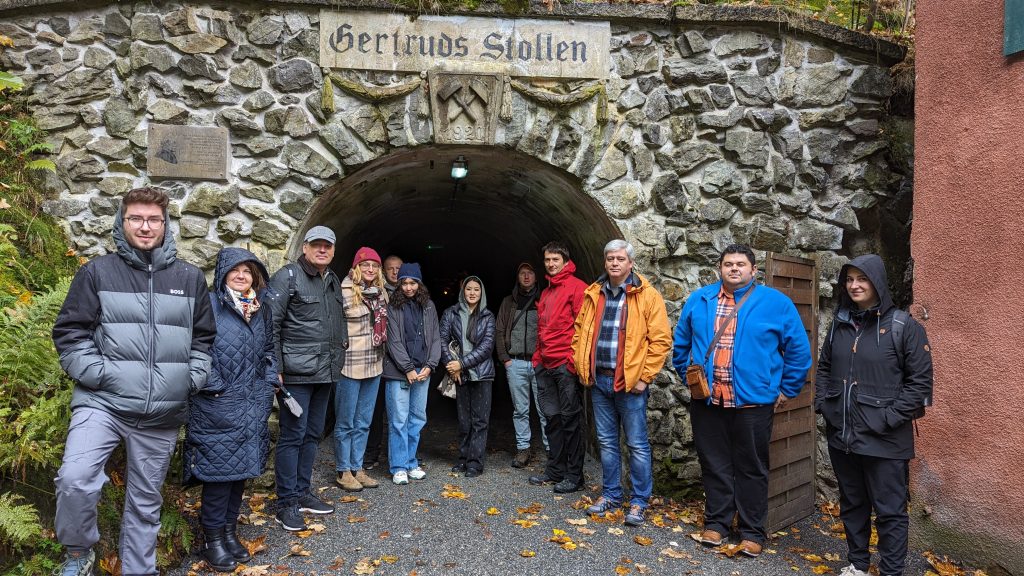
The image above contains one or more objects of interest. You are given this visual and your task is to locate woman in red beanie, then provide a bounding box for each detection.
[334,247,389,492]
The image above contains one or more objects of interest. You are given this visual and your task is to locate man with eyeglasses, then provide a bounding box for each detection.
[52,187,216,576]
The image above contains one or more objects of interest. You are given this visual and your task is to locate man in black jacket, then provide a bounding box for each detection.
[52,187,216,576]
[814,254,933,576]
[267,226,347,531]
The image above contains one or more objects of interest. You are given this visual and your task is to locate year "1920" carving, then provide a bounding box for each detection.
[447,125,486,141]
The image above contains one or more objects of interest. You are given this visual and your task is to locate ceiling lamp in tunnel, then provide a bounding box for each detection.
[450,155,468,180]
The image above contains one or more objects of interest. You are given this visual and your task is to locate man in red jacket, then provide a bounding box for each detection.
[528,241,589,493]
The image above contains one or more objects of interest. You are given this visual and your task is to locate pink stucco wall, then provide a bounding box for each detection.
[915,0,1024,568]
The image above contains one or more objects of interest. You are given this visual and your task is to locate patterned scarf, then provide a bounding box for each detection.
[362,285,389,346]
[228,287,260,323]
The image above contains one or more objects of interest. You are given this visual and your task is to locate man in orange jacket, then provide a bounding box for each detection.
[571,239,671,527]
[528,241,589,493]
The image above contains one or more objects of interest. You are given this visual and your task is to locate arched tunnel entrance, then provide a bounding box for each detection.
[293,145,622,464]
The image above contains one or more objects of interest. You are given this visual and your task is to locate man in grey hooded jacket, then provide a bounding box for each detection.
[52,187,216,576]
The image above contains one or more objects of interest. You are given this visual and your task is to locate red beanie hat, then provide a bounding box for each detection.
[352,246,382,268]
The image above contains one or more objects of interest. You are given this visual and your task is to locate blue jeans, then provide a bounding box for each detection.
[506,359,548,451]
[591,373,652,508]
[384,378,428,474]
[333,375,381,472]
[275,382,331,502]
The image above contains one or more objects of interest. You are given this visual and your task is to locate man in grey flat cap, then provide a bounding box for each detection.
[267,226,348,531]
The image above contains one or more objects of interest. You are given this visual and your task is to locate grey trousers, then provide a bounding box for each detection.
[55,407,178,576]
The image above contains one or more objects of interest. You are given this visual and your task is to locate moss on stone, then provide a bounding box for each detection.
[652,457,704,502]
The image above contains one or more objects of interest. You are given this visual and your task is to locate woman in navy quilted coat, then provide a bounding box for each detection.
[185,247,278,572]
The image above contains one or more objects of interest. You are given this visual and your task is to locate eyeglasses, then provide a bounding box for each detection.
[358,262,380,270]
[124,216,165,228]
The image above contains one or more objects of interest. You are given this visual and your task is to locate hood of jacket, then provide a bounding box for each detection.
[546,260,579,287]
[459,275,488,311]
[214,247,270,297]
[112,202,177,271]
[836,254,894,321]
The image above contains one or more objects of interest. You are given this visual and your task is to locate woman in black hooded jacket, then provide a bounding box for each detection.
[439,276,496,477]
[814,254,933,576]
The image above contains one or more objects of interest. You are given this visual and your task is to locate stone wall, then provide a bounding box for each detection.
[0,1,906,497]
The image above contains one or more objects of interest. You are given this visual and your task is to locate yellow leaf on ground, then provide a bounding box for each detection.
[520,550,536,558]
[825,553,841,561]
[615,566,632,574]
[308,523,326,533]
[551,528,567,537]
[517,502,544,514]
[378,530,390,539]
[441,484,468,499]
[339,495,360,503]
[566,518,587,526]
[353,557,375,574]
[240,565,271,576]
[486,507,501,515]
[715,543,744,558]
[560,541,577,551]
[513,519,538,528]
[802,554,825,562]
[280,544,311,560]
[650,515,666,528]
[811,565,834,574]
[379,555,398,564]
[634,535,653,546]
[99,552,121,576]
[242,535,267,556]
[660,547,690,559]
[576,527,596,535]
[608,527,624,536]
[296,529,314,538]
[348,514,367,523]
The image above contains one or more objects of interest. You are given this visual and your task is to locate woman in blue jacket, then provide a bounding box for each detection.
[439,276,496,477]
[185,248,278,572]
[382,263,442,485]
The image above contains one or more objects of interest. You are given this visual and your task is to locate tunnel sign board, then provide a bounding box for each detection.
[320,10,610,79]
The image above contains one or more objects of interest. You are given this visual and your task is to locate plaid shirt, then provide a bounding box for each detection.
[711,286,738,407]
[341,278,386,380]
[595,282,626,370]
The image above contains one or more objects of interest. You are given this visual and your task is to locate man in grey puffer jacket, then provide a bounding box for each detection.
[52,187,216,576]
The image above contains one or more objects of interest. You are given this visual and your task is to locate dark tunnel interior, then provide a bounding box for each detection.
[292,145,622,456]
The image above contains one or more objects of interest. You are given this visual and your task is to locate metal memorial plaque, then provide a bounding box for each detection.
[147,125,230,181]
[321,10,610,80]
[429,72,503,145]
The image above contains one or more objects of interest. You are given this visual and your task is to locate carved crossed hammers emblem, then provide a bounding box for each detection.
[437,77,491,123]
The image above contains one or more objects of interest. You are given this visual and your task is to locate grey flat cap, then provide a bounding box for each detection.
[303,225,336,244]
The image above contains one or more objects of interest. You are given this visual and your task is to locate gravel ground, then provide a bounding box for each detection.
[170,409,948,576]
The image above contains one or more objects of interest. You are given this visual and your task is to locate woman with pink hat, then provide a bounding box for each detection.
[334,247,389,492]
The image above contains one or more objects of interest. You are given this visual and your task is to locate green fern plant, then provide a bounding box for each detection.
[0,494,40,548]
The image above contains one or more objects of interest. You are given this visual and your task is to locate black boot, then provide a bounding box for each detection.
[201,527,238,572]
[223,522,251,562]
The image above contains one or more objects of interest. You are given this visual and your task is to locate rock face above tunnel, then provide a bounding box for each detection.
[6,2,907,500]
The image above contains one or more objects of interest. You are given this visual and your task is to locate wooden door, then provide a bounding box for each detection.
[763,253,819,534]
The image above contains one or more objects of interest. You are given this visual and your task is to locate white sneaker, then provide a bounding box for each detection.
[839,565,869,576]
[408,467,426,480]
[392,471,409,485]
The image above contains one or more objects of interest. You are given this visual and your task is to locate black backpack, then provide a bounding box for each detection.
[889,309,932,419]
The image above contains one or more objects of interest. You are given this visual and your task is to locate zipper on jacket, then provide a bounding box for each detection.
[143,263,155,426]
[841,326,865,453]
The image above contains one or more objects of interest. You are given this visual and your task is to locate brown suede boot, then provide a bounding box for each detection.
[337,471,363,492]
[354,469,379,489]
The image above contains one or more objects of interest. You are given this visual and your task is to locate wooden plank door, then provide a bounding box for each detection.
[763,253,819,534]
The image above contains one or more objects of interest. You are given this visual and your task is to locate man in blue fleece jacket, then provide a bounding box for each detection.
[672,244,811,558]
